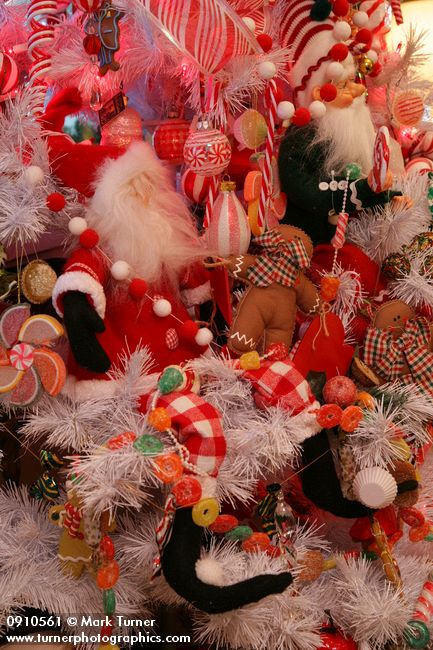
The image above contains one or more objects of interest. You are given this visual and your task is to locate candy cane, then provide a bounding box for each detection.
[413,574,433,623]
[26,0,58,115]
[390,0,404,25]
[331,212,349,250]
[203,175,219,229]
[257,78,278,233]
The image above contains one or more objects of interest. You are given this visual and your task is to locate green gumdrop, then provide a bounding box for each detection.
[424,533,433,542]
[225,525,253,542]
[103,589,116,616]
[403,620,430,649]
[158,366,184,395]
[361,550,378,561]
[345,163,362,181]
[133,434,164,456]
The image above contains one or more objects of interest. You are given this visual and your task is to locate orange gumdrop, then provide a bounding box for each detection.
[320,276,340,302]
[153,453,183,483]
[96,560,120,589]
[148,407,171,431]
[357,391,375,409]
[241,532,271,553]
[340,405,363,433]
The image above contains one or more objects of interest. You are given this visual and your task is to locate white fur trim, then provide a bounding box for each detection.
[291,402,322,442]
[53,271,106,319]
[181,281,211,307]
[61,375,120,402]
[197,476,218,499]
[195,557,226,586]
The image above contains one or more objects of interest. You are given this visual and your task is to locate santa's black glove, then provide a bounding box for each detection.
[63,291,111,374]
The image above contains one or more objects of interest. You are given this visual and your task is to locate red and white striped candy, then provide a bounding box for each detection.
[9,343,34,371]
[73,0,103,11]
[206,185,251,256]
[0,53,18,96]
[405,157,433,176]
[413,578,433,623]
[257,79,278,232]
[393,91,425,127]
[331,212,349,250]
[184,129,231,177]
[390,0,403,25]
[411,133,433,160]
[181,169,212,204]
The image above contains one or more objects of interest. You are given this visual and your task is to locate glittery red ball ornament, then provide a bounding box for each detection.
[79,228,99,249]
[179,319,199,341]
[291,107,311,127]
[355,28,372,45]
[83,34,101,55]
[320,83,338,102]
[332,0,349,17]
[128,278,148,300]
[256,33,273,52]
[370,62,382,78]
[46,192,66,212]
[329,43,349,61]
[319,629,357,650]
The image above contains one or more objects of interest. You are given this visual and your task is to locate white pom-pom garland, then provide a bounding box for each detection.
[110,260,131,281]
[366,49,378,63]
[242,16,256,32]
[195,557,226,586]
[309,100,327,119]
[195,327,213,346]
[333,21,351,41]
[276,101,295,120]
[153,299,172,317]
[68,217,88,236]
[258,61,277,80]
[326,61,345,81]
[23,165,44,186]
[353,11,369,27]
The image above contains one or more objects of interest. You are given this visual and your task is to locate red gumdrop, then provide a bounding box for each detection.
[320,83,338,102]
[96,560,120,589]
[291,107,311,127]
[329,43,349,62]
[370,62,382,78]
[172,476,202,506]
[79,228,99,249]
[46,192,66,212]
[99,535,115,561]
[128,278,148,300]
[256,33,273,52]
[179,319,199,341]
[100,617,114,637]
[242,532,271,553]
[209,514,239,533]
[316,403,343,428]
[332,0,349,17]
[355,28,372,45]
[265,342,289,361]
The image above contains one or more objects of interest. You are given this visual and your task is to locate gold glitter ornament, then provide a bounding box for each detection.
[21,260,57,304]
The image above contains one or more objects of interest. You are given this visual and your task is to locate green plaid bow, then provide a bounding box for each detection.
[247,230,310,288]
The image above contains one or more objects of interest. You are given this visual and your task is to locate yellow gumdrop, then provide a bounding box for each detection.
[239,351,261,370]
[390,437,412,461]
[99,645,120,650]
[192,497,220,527]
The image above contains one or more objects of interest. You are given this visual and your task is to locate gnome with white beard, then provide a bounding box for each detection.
[278,0,402,246]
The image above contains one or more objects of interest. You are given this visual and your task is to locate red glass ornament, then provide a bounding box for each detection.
[319,629,357,650]
[291,107,311,127]
[320,83,338,102]
[128,278,148,300]
[0,52,18,95]
[329,43,349,62]
[83,35,101,55]
[73,0,103,11]
[184,128,231,176]
[179,320,199,341]
[181,169,212,204]
[96,560,120,589]
[355,28,372,45]
[46,192,66,212]
[209,514,239,533]
[256,34,273,52]
[332,0,349,17]
[172,476,202,506]
[153,120,190,165]
[79,229,99,249]
[100,535,115,561]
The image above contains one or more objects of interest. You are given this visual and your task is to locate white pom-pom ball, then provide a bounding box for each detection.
[195,557,225,586]
[366,49,378,63]
[371,37,381,50]
[333,21,351,41]
[276,101,295,120]
[110,260,131,281]
[153,298,172,317]
[309,100,327,119]
[258,61,277,80]
[353,10,369,27]
[68,217,88,235]
[195,327,213,346]
[326,61,344,81]
[23,165,44,186]
[242,16,256,32]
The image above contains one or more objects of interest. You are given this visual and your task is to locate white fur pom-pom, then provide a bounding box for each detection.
[110,260,131,281]
[153,299,172,317]
[353,11,369,27]
[195,327,213,346]
[195,557,226,586]
[366,49,378,63]
[326,61,345,81]
[23,165,44,186]
[242,17,256,32]
[309,101,327,119]
[258,61,277,80]
[333,21,351,41]
[277,101,295,120]
[68,217,88,236]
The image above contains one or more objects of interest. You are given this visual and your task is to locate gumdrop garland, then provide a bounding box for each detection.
[67,217,213,348]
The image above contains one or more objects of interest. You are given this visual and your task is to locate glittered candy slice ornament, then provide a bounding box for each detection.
[0,365,24,393]
[32,348,67,396]
[20,260,57,304]
[18,314,64,346]
[9,365,42,408]
[393,90,425,127]
[0,303,31,348]
[233,109,267,150]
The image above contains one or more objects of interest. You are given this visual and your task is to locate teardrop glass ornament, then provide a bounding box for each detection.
[274,489,297,565]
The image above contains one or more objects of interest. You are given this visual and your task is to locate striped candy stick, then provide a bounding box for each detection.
[257,78,278,233]
[413,573,433,623]
[204,172,220,229]
[390,0,404,25]
[331,212,349,250]
[26,0,58,115]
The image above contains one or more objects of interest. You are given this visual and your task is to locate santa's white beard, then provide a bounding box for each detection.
[310,96,376,176]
